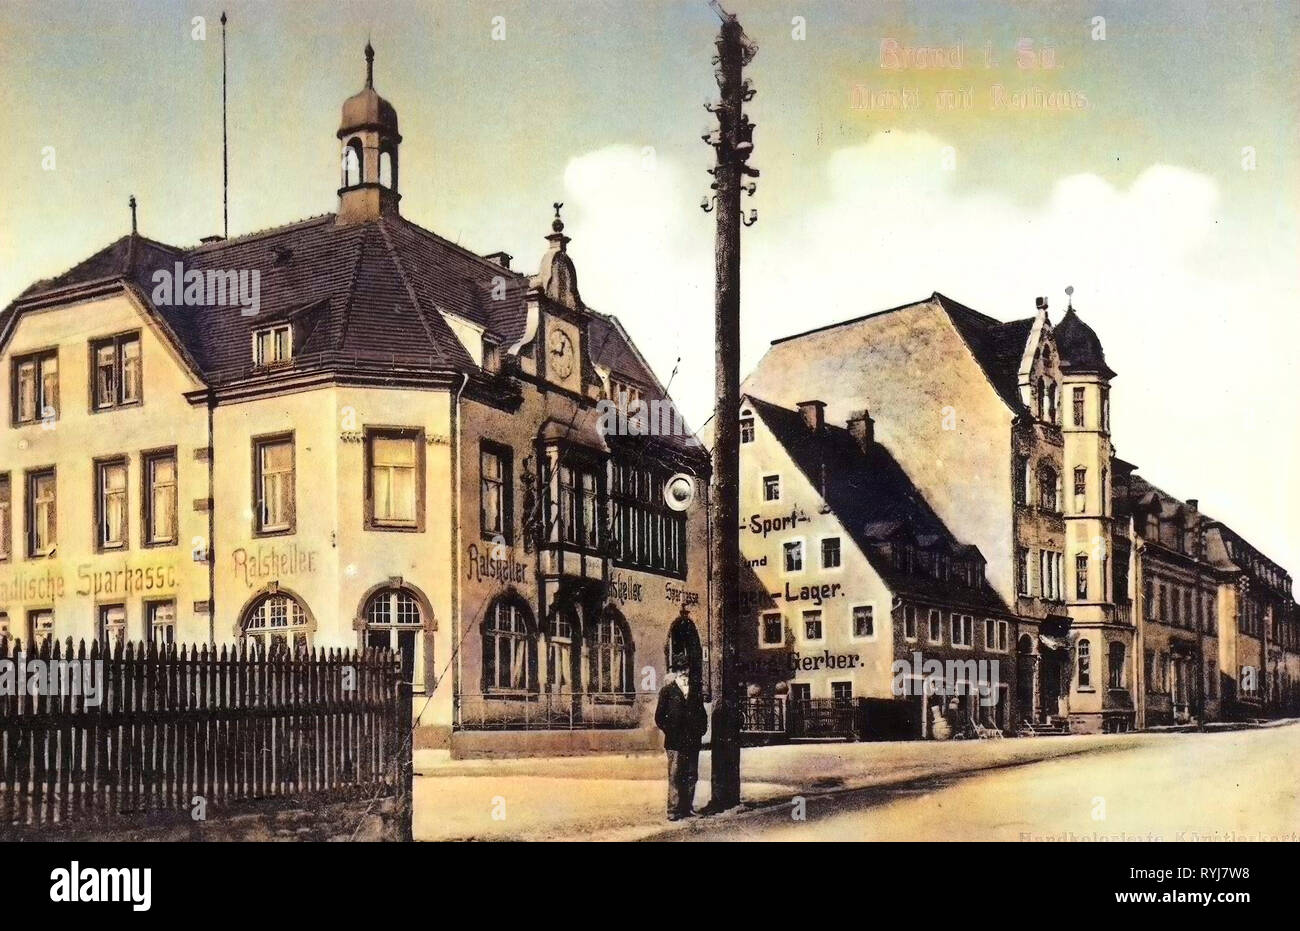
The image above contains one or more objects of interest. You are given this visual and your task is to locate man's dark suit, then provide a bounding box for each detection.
[655,678,708,818]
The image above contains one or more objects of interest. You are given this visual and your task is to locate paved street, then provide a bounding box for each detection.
[659,723,1300,842]
[413,722,1300,841]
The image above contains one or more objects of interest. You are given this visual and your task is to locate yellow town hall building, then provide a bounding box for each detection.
[0,46,711,754]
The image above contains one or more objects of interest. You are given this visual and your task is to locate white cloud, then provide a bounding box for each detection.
[562,133,1300,572]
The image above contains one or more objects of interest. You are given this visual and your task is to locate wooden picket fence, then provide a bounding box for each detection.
[0,637,412,834]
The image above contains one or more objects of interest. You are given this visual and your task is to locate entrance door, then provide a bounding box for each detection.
[1016,635,1036,723]
[1040,651,1062,721]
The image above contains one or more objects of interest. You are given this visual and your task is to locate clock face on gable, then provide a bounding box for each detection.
[547,325,576,381]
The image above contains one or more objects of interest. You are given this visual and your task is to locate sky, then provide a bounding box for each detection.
[1,0,1297,576]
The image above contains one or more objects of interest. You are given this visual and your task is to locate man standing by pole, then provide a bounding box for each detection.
[702,2,757,813]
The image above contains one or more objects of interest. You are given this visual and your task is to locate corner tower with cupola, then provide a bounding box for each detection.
[1055,288,1132,732]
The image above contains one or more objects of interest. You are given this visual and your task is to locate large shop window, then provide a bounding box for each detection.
[483,596,538,694]
[610,461,685,576]
[546,608,576,693]
[242,592,312,655]
[590,610,632,695]
[365,588,423,682]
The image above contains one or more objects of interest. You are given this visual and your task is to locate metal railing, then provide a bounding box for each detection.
[454,691,652,731]
[739,697,785,733]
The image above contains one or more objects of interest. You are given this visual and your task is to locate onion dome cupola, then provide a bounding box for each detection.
[337,42,402,224]
[1054,293,1116,379]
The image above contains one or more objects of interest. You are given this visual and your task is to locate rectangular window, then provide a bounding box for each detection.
[97,604,126,650]
[368,431,421,529]
[1075,553,1088,600]
[903,605,917,641]
[26,609,54,651]
[821,537,841,569]
[0,474,9,562]
[762,474,780,502]
[997,620,1009,651]
[952,614,973,647]
[1101,389,1110,431]
[984,618,995,648]
[142,450,178,545]
[253,324,292,366]
[853,605,873,638]
[12,349,58,425]
[1016,547,1029,596]
[740,416,754,444]
[761,612,784,646]
[802,610,823,641]
[1144,649,1155,692]
[1038,467,1059,512]
[1072,386,1085,427]
[1159,584,1169,622]
[90,333,142,410]
[26,468,56,558]
[254,435,295,534]
[1073,467,1086,512]
[1013,455,1028,506]
[147,600,176,645]
[95,458,128,550]
[928,609,942,644]
[610,461,685,576]
[783,540,803,573]
[831,681,852,702]
[789,683,811,704]
[479,443,512,540]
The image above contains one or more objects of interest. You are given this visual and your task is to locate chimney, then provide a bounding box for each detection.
[485,251,513,270]
[1187,499,1198,511]
[1035,296,1048,311]
[846,409,874,451]
[797,400,825,433]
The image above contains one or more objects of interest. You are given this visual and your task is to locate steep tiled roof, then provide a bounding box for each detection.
[747,395,1010,614]
[3,212,691,431]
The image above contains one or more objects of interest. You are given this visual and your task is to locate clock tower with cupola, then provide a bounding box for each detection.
[523,204,589,395]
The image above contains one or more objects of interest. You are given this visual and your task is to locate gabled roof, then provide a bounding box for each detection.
[767,292,1036,415]
[745,395,1010,614]
[2,212,696,453]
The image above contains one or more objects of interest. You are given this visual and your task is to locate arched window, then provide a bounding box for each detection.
[365,588,424,683]
[546,606,576,694]
[1036,378,1046,419]
[1108,641,1125,689]
[379,149,395,189]
[342,140,362,187]
[590,609,632,695]
[242,591,312,655]
[483,596,537,693]
[1077,638,1091,688]
[1046,382,1057,423]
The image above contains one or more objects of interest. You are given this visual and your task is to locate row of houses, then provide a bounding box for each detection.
[738,292,1300,738]
[2,47,1294,754]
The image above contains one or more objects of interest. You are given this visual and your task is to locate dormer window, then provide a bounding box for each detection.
[482,337,502,374]
[254,324,292,367]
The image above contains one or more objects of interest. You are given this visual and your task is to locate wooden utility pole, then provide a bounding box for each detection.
[702,3,757,812]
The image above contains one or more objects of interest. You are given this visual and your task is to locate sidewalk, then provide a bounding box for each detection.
[412,730,1179,841]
